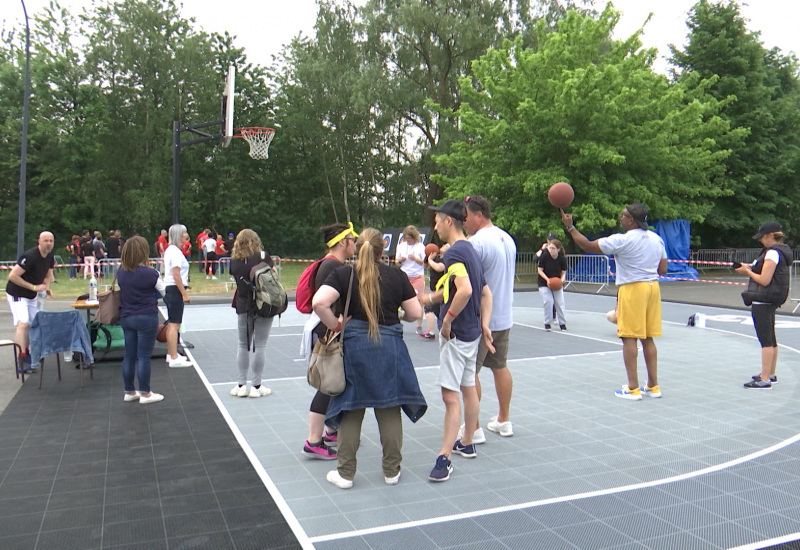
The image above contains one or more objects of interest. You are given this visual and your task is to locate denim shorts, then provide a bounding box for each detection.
[163,286,184,324]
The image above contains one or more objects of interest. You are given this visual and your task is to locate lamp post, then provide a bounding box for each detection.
[17,0,31,257]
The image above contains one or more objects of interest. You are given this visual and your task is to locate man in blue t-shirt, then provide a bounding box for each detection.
[421,199,493,482]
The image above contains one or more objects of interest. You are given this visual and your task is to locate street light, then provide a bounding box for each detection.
[17,0,31,257]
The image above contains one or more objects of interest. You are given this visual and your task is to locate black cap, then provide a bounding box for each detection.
[428,199,466,222]
[752,221,782,240]
[547,232,559,240]
[627,203,650,230]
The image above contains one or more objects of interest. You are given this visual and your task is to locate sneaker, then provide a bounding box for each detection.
[560,324,567,331]
[206,275,211,280]
[139,392,165,404]
[428,455,453,482]
[640,385,662,398]
[302,440,337,460]
[752,374,777,384]
[16,364,34,374]
[230,384,244,396]
[486,416,514,437]
[457,424,487,444]
[168,356,192,368]
[452,439,477,458]
[326,469,353,489]
[323,432,338,446]
[384,469,401,485]
[744,379,772,390]
[422,331,436,340]
[123,391,140,402]
[615,385,643,400]
[212,276,218,280]
[166,353,187,363]
[248,385,272,398]
[544,324,552,331]
[20,354,32,365]
[416,327,424,335]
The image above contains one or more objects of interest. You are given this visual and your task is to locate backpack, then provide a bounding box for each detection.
[249,262,288,318]
[295,255,334,314]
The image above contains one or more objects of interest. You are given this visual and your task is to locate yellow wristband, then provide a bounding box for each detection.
[32,284,37,292]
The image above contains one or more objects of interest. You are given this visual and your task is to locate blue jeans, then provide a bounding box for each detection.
[120,313,159,393]
[69,256,79,279]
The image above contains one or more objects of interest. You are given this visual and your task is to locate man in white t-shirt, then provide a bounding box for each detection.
[562,203,667,401]
[463,196,517,439]
[203,235,218,279]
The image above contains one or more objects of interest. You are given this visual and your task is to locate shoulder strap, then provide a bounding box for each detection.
[340,267,354,336]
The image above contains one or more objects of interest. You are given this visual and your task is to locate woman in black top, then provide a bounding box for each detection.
[537,238,568,331]
[229,229,275,398]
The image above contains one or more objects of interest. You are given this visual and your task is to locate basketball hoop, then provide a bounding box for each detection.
[236,127,275,160]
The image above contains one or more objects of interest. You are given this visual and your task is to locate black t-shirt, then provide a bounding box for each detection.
[230,251,274,315]
[81,238,93,258]
[323,263,415,326]
[106,237,121,258]
[224,239,235,256]
[6,247,55,299]
[537,251,567,286]
[312,256,343,337]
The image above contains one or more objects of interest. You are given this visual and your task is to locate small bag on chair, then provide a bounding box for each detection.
[95,278,120,325]
[307,331,345,396]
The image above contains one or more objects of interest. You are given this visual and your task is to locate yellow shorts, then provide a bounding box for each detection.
[616,281,662,339]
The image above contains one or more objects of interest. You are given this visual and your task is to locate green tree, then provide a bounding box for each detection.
[671,0,800,247]
[435,6,742,239]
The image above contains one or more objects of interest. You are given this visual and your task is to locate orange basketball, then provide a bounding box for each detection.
[548,182,574,209]
[548,278,563,291]
[425,243,439,258]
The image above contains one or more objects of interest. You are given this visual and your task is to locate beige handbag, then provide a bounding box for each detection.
[94,277,120,325]
[307,268,353,396]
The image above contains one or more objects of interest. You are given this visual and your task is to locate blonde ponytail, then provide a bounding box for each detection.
[355,228,384,340]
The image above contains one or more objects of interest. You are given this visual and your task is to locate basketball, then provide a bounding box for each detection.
[548,182,574,209]
[606,309,618,324]
[425,243,439,258]
[548,278,563,291]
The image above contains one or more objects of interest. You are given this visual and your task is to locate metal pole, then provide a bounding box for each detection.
[17,0,31,257]
[172,120,180,224]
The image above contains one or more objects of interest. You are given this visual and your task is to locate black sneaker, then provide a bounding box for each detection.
[744,379,772,390]
[428,455,453,482]
[544,324,552,332]
[452,439,477,458]
[751,373,777,384]
[560,324,567,331]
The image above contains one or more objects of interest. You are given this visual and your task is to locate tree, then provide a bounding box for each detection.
[671,0,800,247]
[434,6,742,239]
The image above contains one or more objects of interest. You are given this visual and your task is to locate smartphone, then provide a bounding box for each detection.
[732,261,742,269]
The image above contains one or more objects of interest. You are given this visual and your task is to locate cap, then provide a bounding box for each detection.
[428,199,466,222]
[228,232,235,238]
[752,221,782,240]
[626,203,650,230]
[547,232,559,240]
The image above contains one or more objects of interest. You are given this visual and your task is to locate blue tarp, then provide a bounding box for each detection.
[653,219,698,280]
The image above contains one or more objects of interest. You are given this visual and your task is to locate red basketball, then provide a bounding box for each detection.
[548,182,574,209]
[548,278,563,291]
[424,243,439,258]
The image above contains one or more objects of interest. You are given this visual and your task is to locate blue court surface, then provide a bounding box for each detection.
[2,291,800,550]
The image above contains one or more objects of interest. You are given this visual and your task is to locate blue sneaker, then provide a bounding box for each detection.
[452,439,477,458]
[428,455,453,482]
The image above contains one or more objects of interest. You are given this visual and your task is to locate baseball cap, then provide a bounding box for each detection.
[752,221,782,240]
[228,232,235,238]
[428,199,466,222]
[626,203,650,230]
[547,232,559,240]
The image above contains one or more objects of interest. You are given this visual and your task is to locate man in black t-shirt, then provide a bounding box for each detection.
[5,231,56,366]
[105,230,121,278]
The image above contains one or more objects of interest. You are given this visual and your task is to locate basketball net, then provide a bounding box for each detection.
[239,127,275,160]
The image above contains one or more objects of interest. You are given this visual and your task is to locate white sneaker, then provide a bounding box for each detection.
[248,385,272,398]
[168,356,192,368]
[166,354,186,363]
[230,385,244,397]
[123,391,140,402]
[487,415,514,437]
[212,276,218,280]
[326,469,353,489]
[384,469,401,485]
[139,392,164,404]
[457,423,487,445]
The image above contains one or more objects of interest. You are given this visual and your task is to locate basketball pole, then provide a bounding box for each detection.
[17,0,31,257]
[171,119,224,224]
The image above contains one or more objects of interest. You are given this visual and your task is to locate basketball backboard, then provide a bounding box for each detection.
[222,65,235,147]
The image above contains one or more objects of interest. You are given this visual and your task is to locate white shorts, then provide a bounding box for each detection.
[7,293,41,326]
[436,336,480,391]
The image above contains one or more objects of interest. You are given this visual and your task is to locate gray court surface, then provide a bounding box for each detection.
[181,292,800,550]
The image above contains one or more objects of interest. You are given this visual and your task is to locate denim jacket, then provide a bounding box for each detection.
[29,310,95,365]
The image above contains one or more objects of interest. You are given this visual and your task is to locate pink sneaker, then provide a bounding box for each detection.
[323,432,338,445]
[302,440,337,460]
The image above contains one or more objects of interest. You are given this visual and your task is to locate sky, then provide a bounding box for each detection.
[9,0,800,73]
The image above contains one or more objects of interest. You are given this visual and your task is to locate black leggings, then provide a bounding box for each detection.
[752,303,778,348]
[310,391,332,415]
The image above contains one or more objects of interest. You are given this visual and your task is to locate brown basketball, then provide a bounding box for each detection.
[425,243,439,258]
[548,278,563,291]
[548,182,574,209]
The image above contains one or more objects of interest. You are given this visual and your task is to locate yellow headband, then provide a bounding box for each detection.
[326,222,359,248]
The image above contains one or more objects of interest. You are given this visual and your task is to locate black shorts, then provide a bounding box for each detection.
[752,303,778,348]
[164,286,185,324]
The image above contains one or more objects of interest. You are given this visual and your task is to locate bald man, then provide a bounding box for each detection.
[6,231,56,368]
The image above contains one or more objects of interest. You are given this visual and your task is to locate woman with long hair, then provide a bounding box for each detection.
[301,223,357,461]
[537,238,568,331]
[313,228,428,489]
[229,229,274,398]
[163,224,192,367]
[117,236,166,404]
[395,225,427,336]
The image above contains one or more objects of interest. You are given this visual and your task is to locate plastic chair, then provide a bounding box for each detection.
[29,310,95,388]
[0,340,24,382]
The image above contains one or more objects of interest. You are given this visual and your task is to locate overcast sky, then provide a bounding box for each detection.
[9,0,800,73]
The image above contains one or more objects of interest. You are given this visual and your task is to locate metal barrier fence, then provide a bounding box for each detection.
[516,252,611,293]
[790,260,800,313]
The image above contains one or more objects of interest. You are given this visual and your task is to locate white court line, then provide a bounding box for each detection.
[514,320,622,346]
[308,432,800,544]
[730,532,800,550]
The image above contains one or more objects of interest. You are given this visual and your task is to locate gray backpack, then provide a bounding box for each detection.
[249,262,288,318]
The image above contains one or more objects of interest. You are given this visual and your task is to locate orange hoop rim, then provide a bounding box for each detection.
[233,126,276,139]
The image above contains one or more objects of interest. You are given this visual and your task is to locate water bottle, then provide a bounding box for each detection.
[89,274,98,301]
